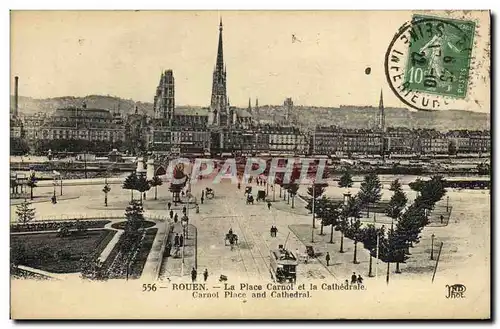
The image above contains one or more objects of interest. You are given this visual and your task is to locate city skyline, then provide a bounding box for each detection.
[11,11,490,113]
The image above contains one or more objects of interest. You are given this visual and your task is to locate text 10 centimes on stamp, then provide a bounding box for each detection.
[385,14,476,111]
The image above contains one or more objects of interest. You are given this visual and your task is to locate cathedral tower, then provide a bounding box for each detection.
[208,18,229,126]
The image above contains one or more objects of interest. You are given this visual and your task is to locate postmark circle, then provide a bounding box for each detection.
[384,16,475,111]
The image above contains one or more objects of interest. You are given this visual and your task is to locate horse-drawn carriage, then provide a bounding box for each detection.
[246,194,254,205]
[256,190,266,202]
[205,187,215,199]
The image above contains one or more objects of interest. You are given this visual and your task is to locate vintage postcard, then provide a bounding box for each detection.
[9,10,491,319]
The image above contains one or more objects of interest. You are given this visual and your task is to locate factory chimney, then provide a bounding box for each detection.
[14,76,19,118]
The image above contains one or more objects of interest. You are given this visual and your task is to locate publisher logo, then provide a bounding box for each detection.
[445,284,466,299]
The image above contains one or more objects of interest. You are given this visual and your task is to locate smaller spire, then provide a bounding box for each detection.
[219,17,223,31]
[379,89,384,109]
[248,97,252,109]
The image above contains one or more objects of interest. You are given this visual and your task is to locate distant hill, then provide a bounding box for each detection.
[10,95,490,131]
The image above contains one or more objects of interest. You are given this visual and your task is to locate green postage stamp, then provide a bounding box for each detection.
[404,15,476,98]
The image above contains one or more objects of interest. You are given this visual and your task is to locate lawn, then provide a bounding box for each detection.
[10,229,116,273]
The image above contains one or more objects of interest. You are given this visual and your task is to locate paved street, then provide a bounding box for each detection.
[11,175,490,284]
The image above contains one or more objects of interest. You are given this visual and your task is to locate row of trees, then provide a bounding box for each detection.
[121,172,163,204]
[306,173,447,281]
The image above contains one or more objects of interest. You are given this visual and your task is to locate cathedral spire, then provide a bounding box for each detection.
[216,17,224,74]
[209,18,229,126]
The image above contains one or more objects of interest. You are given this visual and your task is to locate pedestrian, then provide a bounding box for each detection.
[174,233,180,247]
[357,274,363,285]
[267,201,271,210]
[203,269,209,282]
[351,272,357,285]
[196,204,200,214]
[345,279,349,286]
[201,196,204,204]
[169,210,174,219]
[273,226,278,237]
[270,226,273,237]
[183,206,187,214]
[237,182,241,190]
[191,267,197,282]
[168,202,172,210]
[166,242,172,257]
[325,252,331,266]
[440,214,444,224]
[174,213,178,223]
[179,234,184,247]
[201,190,205,199]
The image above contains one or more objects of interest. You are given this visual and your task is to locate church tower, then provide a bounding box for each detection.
[208,18,229,126]
[378,89,385,133]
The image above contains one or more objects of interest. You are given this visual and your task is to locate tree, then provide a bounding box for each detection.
[122,172,138,202]
[448,140,457,155]
[16,199,36,224]
[414,175,447,212]
[343,197,363,263]
[314,196,330,235]
[361,224,385,277]
[124,200,144,232]
[337,196,362,253]
[26,173,37,200]
[149,175,163,200]
[305,182,328,229]
[386,179,408,220]
[287,183,300,208]
[358,173,382,218]
[136,175,151,203]
[389,179,402,192]
[338,171,353,188]
[102,183,111,207]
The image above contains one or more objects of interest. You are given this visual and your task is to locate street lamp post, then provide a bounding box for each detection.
[431,233,435,260]
[181,216,188,277]
[311,180,316,243]
[446,196,450,212]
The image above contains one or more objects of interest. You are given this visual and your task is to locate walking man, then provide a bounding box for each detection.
[201,190,205,199]
[179,233,184,247]
[167,202,172,210]
[169,210,174,219]
[201,196,204,204]
[174,233,180,247]
[203,269,209,282]
[351,272,357,285]
[191,267,197,282]
[267,201,271,210]
[270,226,274,237]
[440,214,444,224]
[183,206,187,214]
[174,213,178,223]
[326,252,331,266]
[357,274,363,285]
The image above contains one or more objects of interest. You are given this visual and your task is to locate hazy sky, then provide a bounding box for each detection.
[10,10,490,112]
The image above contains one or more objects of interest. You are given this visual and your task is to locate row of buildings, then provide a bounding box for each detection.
[11,20,491,157]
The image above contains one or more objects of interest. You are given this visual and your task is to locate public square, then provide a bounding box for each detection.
[10,173,491,285]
